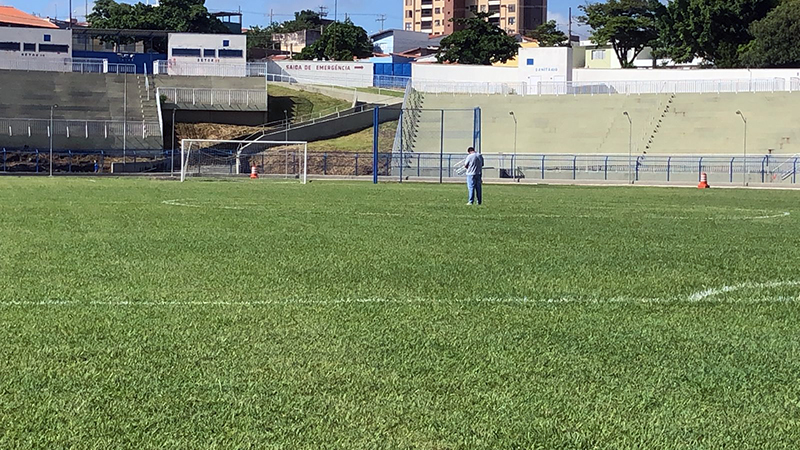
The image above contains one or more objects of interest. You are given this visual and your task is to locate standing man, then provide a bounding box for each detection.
[464,147,484,205]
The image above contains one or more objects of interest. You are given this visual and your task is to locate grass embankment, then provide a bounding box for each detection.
[176,85,352,142]
[1,179,799,448]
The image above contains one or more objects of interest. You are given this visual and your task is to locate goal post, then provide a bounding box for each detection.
[180,139,308,183]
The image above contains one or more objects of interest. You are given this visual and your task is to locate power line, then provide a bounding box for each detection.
[376,14,387,31]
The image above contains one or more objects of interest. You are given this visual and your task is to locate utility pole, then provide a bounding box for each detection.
[269,9,274,25]
[335,0,338,22]
[69,0,72,29]
[376,14,387,31]
[568,8,573,46]
[318,5,329,18]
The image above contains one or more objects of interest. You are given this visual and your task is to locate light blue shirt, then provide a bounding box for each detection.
[465,153,484,176]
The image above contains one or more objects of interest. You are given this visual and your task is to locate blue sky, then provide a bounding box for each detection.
[1,0,587,37]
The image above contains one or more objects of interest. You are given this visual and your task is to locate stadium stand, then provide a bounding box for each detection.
[409,90,800,156]
[0,70,161,149]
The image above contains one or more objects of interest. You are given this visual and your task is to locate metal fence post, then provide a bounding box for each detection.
[323,153,327,175]
[666,157,671,182]
[1,148,5,172]
[35,149,39,173]
[604,156,609,180]
[573,156,577,180]
[730,158,735,183]
[417,155,421,177]
[794,158,798,184]
[68,150,72,173]
[355,154,359,176]
[761,157,766,183]
[541,155,546,180]
[698,157,703,181]
[448,155,452,177]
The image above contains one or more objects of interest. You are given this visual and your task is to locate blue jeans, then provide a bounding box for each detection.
[467,174,482,204]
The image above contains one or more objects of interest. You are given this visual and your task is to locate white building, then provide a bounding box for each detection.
[371,29,442,55]
[0,27,73,72]
[166,33,247,76]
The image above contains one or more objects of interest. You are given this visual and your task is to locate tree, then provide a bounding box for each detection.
[247,25,276,50]
[578,0,663,68]
[526,20,568,47]
[296,19,372,61]
[89,0,227,33]
[739,0,800,67]
[658,0,779,68]
[279,10,324,33]
[437,13,519,65]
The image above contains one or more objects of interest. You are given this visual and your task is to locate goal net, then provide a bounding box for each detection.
[180,139,308,183]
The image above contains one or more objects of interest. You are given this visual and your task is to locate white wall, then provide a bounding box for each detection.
[517,47,573,83]
[166,33,247,76]
[413,63,519,83]
[575,68,800,85]
[0,28,72,72]
[268,60,374,88]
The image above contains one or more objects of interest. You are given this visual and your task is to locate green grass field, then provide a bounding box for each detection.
[1,178,799,448]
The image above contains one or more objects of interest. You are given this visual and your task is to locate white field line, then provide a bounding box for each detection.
[159,199,791,221]
[2,281,799,307]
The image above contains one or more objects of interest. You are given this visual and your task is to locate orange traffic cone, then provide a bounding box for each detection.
[250,165,259,179]
[698,172,710,189]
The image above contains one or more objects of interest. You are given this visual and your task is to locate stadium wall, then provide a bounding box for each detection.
[266,60,375,88]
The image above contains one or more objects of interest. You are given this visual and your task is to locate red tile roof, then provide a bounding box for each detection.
[0,6,59,29]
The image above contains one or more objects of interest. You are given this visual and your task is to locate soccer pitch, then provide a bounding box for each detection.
[1,177,799,448]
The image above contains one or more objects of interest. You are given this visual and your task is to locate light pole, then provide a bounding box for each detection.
[49,104,58,177]
[284,110,289,141]
[623,111,632,184]
[123,73,127,164]
[736,110,747,186]
[171,107,177,176]
[509,111,517,181]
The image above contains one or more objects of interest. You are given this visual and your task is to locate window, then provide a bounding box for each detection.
[222,40,230,47]
[591,49,606,60]
[218,49,243,58]
[406,10,412,18]
[508,5,515,12]
[405,22,412,30]
[509,17,515,25]
[39,44,69,53]
[203,49,216,57]
[0,42,20,51]
[172,48,202,57]
[435,20,440,26]
[435,7,440,13]
[43,34,51,42]
[480,5,487,11]
[23,43,35,51]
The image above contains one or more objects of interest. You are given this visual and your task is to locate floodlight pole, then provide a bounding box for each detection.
[736,110,748,186]
[283,110,289,142]
[123,73,127,164]
[509,111,517,181]
[373,106,379,184]
[171,107,177,176]
[623,111,632,184]
[49,104,58,177]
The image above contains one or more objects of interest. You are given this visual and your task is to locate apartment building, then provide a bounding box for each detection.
[402,0,546,36]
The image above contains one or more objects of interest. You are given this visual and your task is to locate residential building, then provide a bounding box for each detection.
[371,29,442,55]
[0,6,58,29]
[272,29,322,55]
[402,0,546,36]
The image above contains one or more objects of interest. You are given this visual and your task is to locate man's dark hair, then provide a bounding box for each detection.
[467,147,475,153]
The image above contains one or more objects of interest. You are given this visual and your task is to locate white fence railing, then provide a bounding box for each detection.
[792,78,800,92]
[0,118,161,139]
[0,58,135,74]
[157,88,267,107]
[413,78,793,96]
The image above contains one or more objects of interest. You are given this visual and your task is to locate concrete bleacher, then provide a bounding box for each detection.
[646,92,800,154]
[0,70,161,149]
[411,90,800,156]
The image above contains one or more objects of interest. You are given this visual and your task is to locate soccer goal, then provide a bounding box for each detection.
[180,139,308,183]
